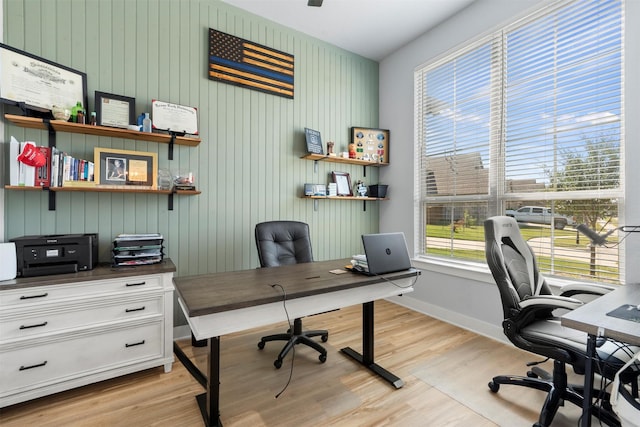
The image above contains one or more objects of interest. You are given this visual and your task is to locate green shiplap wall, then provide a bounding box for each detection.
[3,0,381,286]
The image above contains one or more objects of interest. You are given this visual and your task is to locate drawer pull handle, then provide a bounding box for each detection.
[126,281,146,287]
[125,340,146,348]
[19,361,47,371]
[20,321,48,330]
[20,293,49,300]
[125,306,146,313]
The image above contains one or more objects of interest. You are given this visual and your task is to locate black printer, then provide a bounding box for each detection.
[11,233,98,277]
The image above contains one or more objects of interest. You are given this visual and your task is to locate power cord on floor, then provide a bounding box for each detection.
[270,283,295,399]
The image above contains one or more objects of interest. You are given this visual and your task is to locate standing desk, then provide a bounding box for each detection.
[173,258,419,427]
[561,283,640,427]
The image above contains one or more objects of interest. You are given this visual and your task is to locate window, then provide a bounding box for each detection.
[415,0,624,283]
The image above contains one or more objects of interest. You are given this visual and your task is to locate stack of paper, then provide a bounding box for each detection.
[112,233,164,266]
[328,183,337,196]
[351,254,368,271]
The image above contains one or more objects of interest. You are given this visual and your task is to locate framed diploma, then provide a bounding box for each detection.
[151,100,198,135]
[94,147,157,189]
[332,171,353,196]
[95,91,136,129]
[0,43,88,117]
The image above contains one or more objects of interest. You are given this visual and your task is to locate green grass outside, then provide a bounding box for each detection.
[426,225,620,283]
[427,224,617,247]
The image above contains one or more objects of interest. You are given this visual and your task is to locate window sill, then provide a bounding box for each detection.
[412,256,495,284]
[411,255,609,290]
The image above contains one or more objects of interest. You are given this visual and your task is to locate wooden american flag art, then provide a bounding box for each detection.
[208,28,294,99]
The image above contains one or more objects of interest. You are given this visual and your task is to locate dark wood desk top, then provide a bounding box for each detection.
[561,283,640,346]
[0,258,176,291]
[173,258,419,318]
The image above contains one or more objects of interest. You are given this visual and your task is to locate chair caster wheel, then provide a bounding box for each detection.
[488,381,500,392]
[258,341,265,350]
[274,359,283,369]
[321,334,328,342]
[319,354,327,363]
[527,370,538,378]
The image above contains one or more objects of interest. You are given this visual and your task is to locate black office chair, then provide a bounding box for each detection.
[254,220,328,369]
[484,216,639,427]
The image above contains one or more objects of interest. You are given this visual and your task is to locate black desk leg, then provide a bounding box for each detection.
[195,337,222,427]
[341,301,404,389]
[580,334,597,427]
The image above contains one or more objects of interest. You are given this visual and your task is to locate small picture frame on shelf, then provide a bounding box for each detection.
[304,128,324,155]
[94,147,158,189]
[95,91,136,129]
[350,127,390,164]
[332,171,352,196]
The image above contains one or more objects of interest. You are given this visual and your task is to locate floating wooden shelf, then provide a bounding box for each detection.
[5,113,201,210]
[4,185,200,210]
[5,185,200,195]
[4,114,200,147]
[302,195,388,212]
[303,195,388,201]
[301,153,388,167]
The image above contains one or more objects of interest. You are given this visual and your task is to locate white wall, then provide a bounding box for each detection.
[380,0,640,340]
[1,0,4,243]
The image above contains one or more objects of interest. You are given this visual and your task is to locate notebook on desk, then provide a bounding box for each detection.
[360,232,412,276]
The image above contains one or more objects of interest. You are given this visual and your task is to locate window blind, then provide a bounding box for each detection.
[415,0,624,283]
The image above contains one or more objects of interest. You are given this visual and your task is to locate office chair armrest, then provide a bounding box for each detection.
[558,282,615,298]
[520,294,583,311]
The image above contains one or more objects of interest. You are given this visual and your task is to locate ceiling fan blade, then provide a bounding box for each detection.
[308,0,323,6]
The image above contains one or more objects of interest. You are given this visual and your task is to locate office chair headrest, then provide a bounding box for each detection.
[485,216,544,297]
[255,221,313,267]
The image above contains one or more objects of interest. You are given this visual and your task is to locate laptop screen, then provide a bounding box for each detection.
[361,232,412,275]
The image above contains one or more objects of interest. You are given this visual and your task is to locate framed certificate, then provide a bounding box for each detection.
[332,171,352,196]
[151,100,198,135]
[95,91,136,129]
[0,43,88,116]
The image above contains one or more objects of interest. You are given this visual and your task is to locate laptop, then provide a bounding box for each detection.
[361,232,412,275]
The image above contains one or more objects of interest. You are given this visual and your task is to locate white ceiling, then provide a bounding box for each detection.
[221,0,476,61]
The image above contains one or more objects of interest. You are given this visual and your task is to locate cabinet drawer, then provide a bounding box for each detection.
[0,296,163,341]
[0,275,163,308]
[0,321,163,396]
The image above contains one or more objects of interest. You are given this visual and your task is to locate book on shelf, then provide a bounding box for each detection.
[61,180,97,188]
[34,146,51,187]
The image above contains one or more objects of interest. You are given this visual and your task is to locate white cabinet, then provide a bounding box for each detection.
[0,261,175,408]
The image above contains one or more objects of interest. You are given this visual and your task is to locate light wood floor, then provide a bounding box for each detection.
[0,300,589,426]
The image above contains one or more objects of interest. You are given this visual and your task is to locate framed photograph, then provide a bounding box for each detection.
[0,42,88,117]
[95,91,136,129]
[332,171,352,196]
[350,127,390,164]
[94,148,157,189]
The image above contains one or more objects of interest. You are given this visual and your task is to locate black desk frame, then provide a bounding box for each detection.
[175,300,404,427]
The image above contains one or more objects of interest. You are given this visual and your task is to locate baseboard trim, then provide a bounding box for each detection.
[385,295,508,345]
[174,324,192,341]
